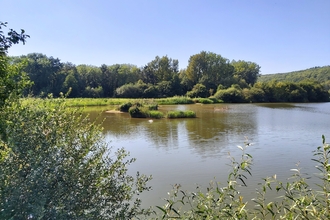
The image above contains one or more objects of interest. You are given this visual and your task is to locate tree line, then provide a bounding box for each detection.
[10,52,259,98]
[11,52,329,102]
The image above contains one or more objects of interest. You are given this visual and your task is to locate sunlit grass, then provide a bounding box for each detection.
[166,110,196,118]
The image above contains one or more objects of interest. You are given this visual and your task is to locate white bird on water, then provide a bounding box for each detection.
[148,119,153,123]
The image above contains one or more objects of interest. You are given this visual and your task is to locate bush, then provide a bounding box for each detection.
[0,98,152,219]
[118,102,133,112]
[186,83,209,98]
[128,105,148,118]
[214,86,244,103]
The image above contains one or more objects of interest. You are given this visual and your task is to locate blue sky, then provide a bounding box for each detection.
[2,0,330,74]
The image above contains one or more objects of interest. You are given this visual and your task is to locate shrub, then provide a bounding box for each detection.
[128,103,163,119]
[128,105,148,118]
[118,102,132,112]
[214,86,244,103]
[0,98,152,219]
[186,83,209,98]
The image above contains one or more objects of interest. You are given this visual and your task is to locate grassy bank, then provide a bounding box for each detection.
[21,96,221,107]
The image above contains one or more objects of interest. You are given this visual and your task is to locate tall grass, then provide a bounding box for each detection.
[157,96,195,105]
[22,97,198,107]
[166,110,196,118]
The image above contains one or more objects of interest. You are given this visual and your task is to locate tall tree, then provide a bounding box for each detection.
[231,60,260,85]
[186,51,234,90]
[21,53,62,96]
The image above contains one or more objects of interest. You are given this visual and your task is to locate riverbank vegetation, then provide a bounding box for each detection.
[9,50,329,103]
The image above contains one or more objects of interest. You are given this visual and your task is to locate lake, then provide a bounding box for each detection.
[87,102,330,209]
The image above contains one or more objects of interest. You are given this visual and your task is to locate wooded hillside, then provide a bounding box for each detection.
[258,66,330,83]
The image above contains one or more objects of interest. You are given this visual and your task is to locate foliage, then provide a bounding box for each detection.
[128,103,163,119]
[10,48,329,102]
[0,98,152,219]
[258,66,330,84]
[213,86,244,103]
[231,60,261,85]
[186,83,209,98]
[118,102,133,112]
[253,80,329,102]
[185,51,235,90]
[0,21,29,55]
[242,87,265,102]
[0,56,31,107]
[166,110,196,118]
[115,83,145,98]
[153,136,330,219]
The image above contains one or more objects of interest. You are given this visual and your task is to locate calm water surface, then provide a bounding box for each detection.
[88,103,330,208]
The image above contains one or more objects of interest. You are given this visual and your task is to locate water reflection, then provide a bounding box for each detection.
[88,104,259,159]
[85,103,330,209]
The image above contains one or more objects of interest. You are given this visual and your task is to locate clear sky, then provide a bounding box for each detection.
[2,0,330,74]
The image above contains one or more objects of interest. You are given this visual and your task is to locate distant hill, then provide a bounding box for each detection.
[258,66,330,83]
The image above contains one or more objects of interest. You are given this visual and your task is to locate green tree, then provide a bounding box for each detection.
[186,51,234,90]
[231,60,261,85]
[186,83,209,98]
[0,21,31,135]
[19,53,63,96]
[62,73,79,97]
[76,64,102,97]
[242,87,265,102]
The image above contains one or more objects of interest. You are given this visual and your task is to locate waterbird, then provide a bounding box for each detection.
[148,119,153,123]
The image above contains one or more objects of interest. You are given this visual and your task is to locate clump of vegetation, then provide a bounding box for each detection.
[193,97,215,104]
[118,102,133,112]
[148,110,164,119]
[157,96,195,105]
[186,83,209,98]
[147,103,158,110]
[154,136,330,219]
[128,103,163,119]
[166,110,196,118]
